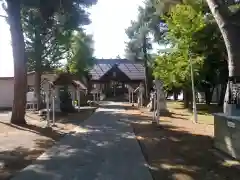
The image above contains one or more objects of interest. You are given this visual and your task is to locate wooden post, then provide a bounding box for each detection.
[114,84,116,97]
[96,92,98,102]
[52,88,55,126]
[139,83,144,108]
[153,92,157,122]
[155,80,162,124]
[131,90,134,106]
[98,90,101,101]
[46,90,50,127]
[77,88,80,112]
[140,91,143,107]
[156,88,160,124]
[93,92,96,101]
[129,88,131,103]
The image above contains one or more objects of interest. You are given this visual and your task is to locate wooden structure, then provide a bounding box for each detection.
[40,73,87,127]
[44,73,87,110]
[89,59,145,99]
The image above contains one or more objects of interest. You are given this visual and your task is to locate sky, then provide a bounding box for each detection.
[0,0,144,77]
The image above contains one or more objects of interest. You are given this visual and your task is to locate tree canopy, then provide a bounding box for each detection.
[67,31,94,77]
[2,0,97,124]
[125,0,229,106]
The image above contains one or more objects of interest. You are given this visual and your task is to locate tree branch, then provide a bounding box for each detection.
[0,14,7,19]
[206,0,232,28]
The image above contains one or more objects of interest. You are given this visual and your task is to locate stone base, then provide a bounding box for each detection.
[224,103,240,116]
[214,113,240,160]
[147,100,168,112]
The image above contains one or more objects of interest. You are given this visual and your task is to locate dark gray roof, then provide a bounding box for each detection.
[89,59,145,81]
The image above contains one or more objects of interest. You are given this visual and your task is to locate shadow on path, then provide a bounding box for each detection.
[125,107,240,180]
[10,102,152,180]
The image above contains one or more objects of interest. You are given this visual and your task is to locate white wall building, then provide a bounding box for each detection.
[0,77,14,108]
[0,72,88,109]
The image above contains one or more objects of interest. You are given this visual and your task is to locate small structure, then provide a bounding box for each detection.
[89,59,145,98]
[148,80,167,111]
[0,71,88,110]
[39,73,88,127]
[151,80,168,124]
[214,77,240,160]
[53,73,87,111]
[0,77,14,109]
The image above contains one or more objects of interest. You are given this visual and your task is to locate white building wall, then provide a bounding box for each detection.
[0,79,14,108]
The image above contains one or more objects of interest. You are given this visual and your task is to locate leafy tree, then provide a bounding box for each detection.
[125,0,185,99]
[205,0,240,114]
[154,51,204,106]
[192,18,228,105]
[5,0,27,124]
[153,3,206,107]
[153,1,229,107]
[3,0,97,124]
[125,6,154,99]
[67,31,94,78]
[22,2,92,109]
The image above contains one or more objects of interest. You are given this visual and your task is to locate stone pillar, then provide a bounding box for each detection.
[77,88,80,112]
[155,80,167,113]
[139,83,144,107]
[52,88,55,125]
[54,86,61,112]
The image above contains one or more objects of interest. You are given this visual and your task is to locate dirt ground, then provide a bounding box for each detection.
[127,102,240,180]
[0,108,95,180]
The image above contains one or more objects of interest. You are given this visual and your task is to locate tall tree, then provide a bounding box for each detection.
[6,0,27,124]
[125,0,184,99]
[67,31,94,77]
[22,1,92,109]
[125,6,154,99]
[205,0,240,114]
[192,17,228,105]
[4,0,97,124]
[151,0,229,107]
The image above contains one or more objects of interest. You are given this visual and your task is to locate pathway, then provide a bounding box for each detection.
[11,102,152,180]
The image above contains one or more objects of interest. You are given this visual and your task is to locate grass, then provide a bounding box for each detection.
[166,101,222,125]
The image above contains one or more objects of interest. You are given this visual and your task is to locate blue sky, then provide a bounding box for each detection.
[0,0,144,77]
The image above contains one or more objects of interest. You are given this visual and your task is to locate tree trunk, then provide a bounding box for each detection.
[143,36,149,100]
[206,0,240,115]
[173,88,179,100]
[35,71,42,110]
[144,60,149,97]
[183,88,190,108]
[34,31,44,110]
[218,83,227,106]
[174,93,178,101]
[205,88,214,105]
[7,0,27,125]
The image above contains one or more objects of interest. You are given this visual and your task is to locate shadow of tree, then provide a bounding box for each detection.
[55,108,96,125]
[1,102,239,180]
[0,139,55,180]
[168,101,222,115]
[124,108,240,180]
[0,108,97,180]
[5,107,152,180]
[0,121,62,139]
